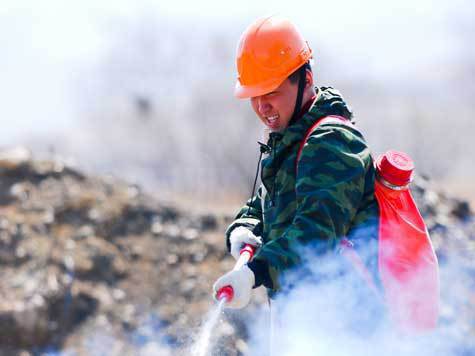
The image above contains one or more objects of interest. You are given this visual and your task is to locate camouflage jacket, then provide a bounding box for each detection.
[226,87,379,294]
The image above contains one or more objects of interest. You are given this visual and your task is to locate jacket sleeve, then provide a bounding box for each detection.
[224,185,264,252]
[248,126,370,291]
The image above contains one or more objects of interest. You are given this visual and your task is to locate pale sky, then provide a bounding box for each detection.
[0,0,466,144]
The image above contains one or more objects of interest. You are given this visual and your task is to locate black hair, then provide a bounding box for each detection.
[288,61,312,84]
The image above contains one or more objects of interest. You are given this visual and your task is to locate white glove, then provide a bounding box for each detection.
[213,265,255,309]
[229,227,262,260]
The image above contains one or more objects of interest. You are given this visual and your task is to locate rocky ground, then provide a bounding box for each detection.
[0,147,474,355]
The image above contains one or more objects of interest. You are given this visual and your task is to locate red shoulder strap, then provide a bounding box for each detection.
[295,115,353,172]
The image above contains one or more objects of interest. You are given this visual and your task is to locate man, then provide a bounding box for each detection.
[213,16,379,315]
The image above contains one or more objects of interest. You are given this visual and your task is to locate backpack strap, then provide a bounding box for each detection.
[339,238,382,300]
[295,115,353,173]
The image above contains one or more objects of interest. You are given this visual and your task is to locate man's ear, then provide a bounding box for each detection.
[305,69,314,89]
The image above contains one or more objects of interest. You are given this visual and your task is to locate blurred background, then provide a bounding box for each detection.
[2,0,474,207]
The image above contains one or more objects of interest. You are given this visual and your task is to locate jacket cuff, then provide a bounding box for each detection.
[225,222,262,252]
[247,258,272,289]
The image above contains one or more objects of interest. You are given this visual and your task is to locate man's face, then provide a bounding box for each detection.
[250,78,298,132]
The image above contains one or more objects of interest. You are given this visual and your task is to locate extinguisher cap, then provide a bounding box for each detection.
[376,150,414,186]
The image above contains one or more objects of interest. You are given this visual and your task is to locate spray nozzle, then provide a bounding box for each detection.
[216,285,234,302]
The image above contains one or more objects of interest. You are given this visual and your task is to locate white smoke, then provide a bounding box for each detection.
[243,237,474,356]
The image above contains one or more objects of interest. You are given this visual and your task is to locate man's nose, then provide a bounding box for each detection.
[257,97,271,114]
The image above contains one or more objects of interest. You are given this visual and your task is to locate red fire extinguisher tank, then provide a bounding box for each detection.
[375,151,440,332]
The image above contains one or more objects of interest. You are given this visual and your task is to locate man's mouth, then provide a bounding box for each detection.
[266,115,279,127]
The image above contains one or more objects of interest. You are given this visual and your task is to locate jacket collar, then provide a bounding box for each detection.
[267,87,353,150]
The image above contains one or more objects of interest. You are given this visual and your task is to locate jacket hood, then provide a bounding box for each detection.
[311,86,353,122]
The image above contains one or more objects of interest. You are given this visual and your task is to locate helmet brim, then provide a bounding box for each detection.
[234,77,284,99]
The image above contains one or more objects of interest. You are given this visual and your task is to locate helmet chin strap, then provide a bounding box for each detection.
[288,64,308,127]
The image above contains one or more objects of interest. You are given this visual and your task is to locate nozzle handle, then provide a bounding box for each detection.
[239,244,256,259]
[233,243,256,271]
[216,244,257,302]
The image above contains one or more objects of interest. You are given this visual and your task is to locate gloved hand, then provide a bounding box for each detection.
[229,227,262,260]
[213,265,255,309]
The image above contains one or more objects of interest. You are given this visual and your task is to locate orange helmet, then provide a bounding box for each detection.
[234,16,313,98]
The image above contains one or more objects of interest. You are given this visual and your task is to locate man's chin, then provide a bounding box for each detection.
[266,124,284,132]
